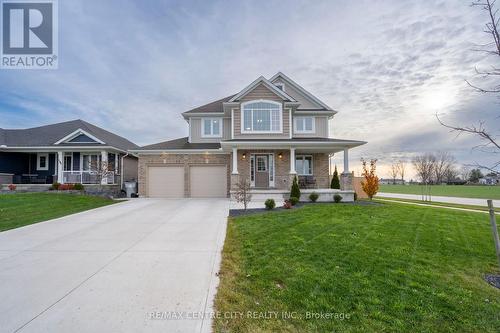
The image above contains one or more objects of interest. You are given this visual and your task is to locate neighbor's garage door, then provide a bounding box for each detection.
[190,166,227,198]
[147,166,184,198]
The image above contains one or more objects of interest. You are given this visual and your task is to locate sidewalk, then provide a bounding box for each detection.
[377,192,500,207]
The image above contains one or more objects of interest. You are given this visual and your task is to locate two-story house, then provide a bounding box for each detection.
[132,73,366,200]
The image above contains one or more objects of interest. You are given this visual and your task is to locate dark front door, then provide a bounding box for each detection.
[255,155,269,188]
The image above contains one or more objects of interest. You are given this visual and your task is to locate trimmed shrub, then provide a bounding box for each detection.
[309,192,319,202]
[265,199,276,210]
[59,184,74,191]
[50,182,60,190]
[331,165,340,189]
[290,175,301,199]
[283,200,293,209]
[8,184,16,191]
[73,183,84,191]
[334,194,343,203]
[289,196,299,206]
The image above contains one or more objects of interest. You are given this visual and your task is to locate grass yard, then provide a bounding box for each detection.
[374,197,493,212]
[214,202,500,332]
[0,193,116,232]
[379,184,500,200]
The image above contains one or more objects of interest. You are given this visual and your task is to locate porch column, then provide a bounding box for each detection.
[57,151,64,183]
[343,148,349,173]
[232,148,239,174]
[101,151,108,185]
[290,148,296,174]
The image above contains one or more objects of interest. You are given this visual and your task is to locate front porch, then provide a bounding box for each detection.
[0,151,121,185]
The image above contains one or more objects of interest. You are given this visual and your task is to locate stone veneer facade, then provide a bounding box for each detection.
[138,153,230,197]
[138,151,330,196]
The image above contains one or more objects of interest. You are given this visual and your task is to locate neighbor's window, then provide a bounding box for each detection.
[37,153,48,171]
[295,117,314,133]
[295,155,313,175]
[202,118,222,137]
[242,100,282,133]
[64,152,72,171]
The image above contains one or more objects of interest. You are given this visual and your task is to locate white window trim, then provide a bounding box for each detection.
[294,116,315,133]
[80,153,99,171]
[63,152,73,172]
[241,100,283,134]
[201,118,223,138]
[54,129,105,145]
[295,155,313,175]
[37,153,49,171]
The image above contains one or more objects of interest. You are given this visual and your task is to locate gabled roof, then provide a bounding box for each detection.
[183,95,236,114]
[228,76,296,102]
[0,119,139,151]
[269,72,334,111]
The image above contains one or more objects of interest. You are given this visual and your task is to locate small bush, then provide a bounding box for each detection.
[289,196,299,206]
[354,192,358,201]
[58,184,74,191]
[73,183,84,191]
[309,192,319,202]
[265,199,276,210]
[8,184,16,191]
[334,194,343,203]
[283,200,293,209]
[290,176,301,199]
[50,182,60,190]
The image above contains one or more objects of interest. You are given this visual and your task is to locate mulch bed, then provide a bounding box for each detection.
[484,274,500,289]
[229,200,382,217]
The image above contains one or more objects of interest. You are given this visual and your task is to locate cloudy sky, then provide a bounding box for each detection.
[0,0,498,178]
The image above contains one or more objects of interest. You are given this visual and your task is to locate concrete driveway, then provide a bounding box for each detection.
[0,198,229,333]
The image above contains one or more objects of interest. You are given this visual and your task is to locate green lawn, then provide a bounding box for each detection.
[374,197,492,212]
[379,184,500,200]
[0,193,117,232]
[214,202,500,332]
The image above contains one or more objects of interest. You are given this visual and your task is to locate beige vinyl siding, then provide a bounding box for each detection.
[273,78,321,109]
[189,117,231,143]
[293,116,329,138]
[239,83,284,102]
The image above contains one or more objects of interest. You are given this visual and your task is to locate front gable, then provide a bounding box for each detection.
[229,76,295,103]
[54,128,105,145]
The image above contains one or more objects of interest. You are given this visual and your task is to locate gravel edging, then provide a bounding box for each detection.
[484,274,500,289]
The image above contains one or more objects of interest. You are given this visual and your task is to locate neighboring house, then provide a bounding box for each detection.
[0,120,138,187]
[379,178,405,185]
[479,175,499,185]
[131,72,366,200]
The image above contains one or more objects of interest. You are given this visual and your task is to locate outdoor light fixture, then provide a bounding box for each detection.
[242,153,246,159]
[278,152,283,159]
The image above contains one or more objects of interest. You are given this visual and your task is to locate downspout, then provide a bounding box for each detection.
[120,152,129,189]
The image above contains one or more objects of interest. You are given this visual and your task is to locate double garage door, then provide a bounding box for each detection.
[147,165,227,198]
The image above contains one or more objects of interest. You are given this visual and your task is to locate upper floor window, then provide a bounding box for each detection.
[274,83,285,91]
[294,116,315,133]
[241,100,282,133]
[202,118,222,137]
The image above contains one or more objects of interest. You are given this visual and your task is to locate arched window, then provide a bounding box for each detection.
[241,100,282,133]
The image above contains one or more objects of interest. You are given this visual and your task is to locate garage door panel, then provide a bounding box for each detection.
[148,166,184,198]
[190,166,227,198]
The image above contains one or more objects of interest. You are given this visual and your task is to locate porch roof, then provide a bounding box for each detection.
[220,138,366,153]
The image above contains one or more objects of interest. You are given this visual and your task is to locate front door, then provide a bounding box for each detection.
[255,155,269,188]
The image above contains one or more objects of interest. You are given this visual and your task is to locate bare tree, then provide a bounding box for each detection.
[433,152,456,184]
[90,160,112,191]
[234,178,252,210]
[437,0,499,175]
[444,165,459,183]
[389,163,399,184]
[397,160,406,183]
[412,154,436,201]
[461,165,472,181]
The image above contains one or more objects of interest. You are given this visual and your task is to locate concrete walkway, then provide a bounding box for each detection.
[377,192,500,208]
[0,198,229,333]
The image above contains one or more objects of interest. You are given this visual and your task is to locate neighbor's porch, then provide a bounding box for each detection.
[0,151,121,185]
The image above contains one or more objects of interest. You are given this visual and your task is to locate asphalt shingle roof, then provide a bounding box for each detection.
[0,120,139,150]
[183,95,236,114]
[139,137,221,150]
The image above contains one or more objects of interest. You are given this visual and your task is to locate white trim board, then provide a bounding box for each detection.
[54,128,105,145]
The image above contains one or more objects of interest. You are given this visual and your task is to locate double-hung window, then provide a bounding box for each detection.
[242,100,282,133]
[202,118,222,137]
[294,117,314,133]
[295,155,313,175]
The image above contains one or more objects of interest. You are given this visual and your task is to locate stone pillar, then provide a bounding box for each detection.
[57,151,64,183]
[232,147,238,174]
[101,151,108,185]
[340,172,353,191]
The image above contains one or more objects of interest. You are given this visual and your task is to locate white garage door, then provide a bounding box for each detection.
[190,166,227,198]
[147,166,184,198]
